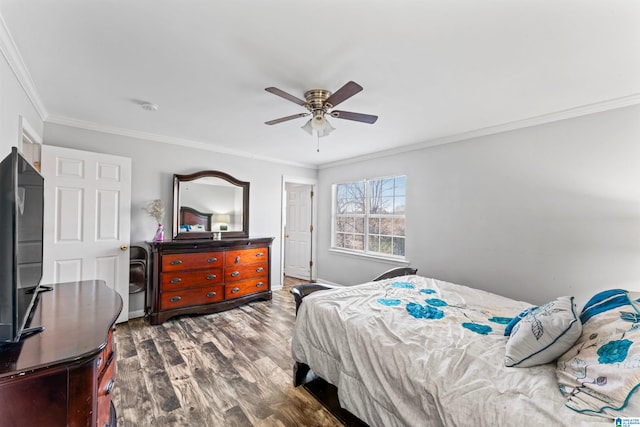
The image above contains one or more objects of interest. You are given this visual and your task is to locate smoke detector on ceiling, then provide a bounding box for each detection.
[141,102,159,111]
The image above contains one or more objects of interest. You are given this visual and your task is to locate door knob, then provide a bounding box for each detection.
[285,234,289,238]
[120,244,128,251]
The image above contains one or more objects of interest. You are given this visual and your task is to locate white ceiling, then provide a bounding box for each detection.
[1,0,639,168]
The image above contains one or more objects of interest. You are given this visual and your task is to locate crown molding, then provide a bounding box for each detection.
[47,92,640,172]
[45,114,318,170]
[0,13,48,121]
[319,93,640,169]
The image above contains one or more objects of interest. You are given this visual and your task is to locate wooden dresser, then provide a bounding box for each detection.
[0,280,122,427]
[147,237,274,325]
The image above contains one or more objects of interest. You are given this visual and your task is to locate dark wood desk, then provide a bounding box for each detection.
[0,280,122,427]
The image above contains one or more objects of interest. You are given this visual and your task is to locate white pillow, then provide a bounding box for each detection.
[505,296,581,368]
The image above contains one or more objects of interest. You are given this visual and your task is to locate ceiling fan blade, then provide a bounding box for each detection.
[330,110,378,124]
[265,113,309,125]
[324,81,363,108]
[265,87,307,106]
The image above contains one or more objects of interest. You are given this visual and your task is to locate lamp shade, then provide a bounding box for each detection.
[215,214,231,224]
[301,115,334,137]
[301,119,313,135]
[215,214,231,231]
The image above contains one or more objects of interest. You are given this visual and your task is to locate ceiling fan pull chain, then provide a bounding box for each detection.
[316,132,320,152]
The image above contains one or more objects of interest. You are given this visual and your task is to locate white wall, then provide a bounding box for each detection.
[43,122,317,315]
[317,104,640,308]
[0,53,43,157]
[6,41,640,314]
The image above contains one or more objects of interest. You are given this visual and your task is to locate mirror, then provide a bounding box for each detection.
[173,170,249,239]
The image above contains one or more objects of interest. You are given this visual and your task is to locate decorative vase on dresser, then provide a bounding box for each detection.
[146,237,274,325]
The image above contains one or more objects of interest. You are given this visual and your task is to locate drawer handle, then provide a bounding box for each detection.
[234,255,240,264]
[170,259,183,265]
[256,267,264,273]
[206,291,217,298]
[97,356,102,369]
[206,274,217,280]
[207,257,217,263]
[231,271,239,277]
[256,252,264,257]
[170,296,181,303]
[170,278,182,284]
[231,287,240,294]
[105,378,115,395]
[256,282,264,288]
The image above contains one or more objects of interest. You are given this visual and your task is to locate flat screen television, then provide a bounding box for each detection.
[0,147,45,343]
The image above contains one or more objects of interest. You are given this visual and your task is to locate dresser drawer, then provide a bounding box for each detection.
[225,247,268,266]
[161,269,223,290]
[96,328,114,376]
[160,285,225,310]
[162,251,223,271]
[226,277,269,299]
[96,349,116,427]
[225,261,268,282]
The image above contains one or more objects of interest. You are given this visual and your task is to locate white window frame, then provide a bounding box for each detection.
[331,175,407,262]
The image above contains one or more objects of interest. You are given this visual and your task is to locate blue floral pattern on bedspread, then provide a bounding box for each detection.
[381,280,512,335]
[425,298,448,307]
[489,316,512,325]
[462,322,493,335]
[391,281,415,289]
[406,302,445,319]
[377,298,402,307]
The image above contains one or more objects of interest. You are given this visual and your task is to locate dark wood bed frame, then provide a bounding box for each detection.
[179,206,213,231]
[290,267,417,426]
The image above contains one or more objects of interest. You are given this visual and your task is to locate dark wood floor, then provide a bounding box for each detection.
[112,277,342,426]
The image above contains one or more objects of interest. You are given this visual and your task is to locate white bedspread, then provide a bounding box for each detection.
[291,276,610,427]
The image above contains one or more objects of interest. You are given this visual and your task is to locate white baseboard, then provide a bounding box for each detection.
[314,278,344,287]
[128,309,145,320]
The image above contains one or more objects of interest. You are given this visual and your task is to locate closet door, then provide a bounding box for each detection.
[284,183,313,280]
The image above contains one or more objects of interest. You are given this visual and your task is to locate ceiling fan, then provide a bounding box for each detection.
[264,81,378,138]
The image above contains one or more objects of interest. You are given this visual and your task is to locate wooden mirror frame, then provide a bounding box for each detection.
[172,170,250,239]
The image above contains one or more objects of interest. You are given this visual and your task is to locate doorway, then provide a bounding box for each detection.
[281,176,317,285]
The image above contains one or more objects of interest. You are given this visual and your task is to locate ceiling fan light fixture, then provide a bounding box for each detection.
[302,114,334,137]
[319,117,334,137]
[266,81,375,144]
[311,112,325,130]
[301,119,314,135]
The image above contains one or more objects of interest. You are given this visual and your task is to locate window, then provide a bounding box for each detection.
[333,175,406,258]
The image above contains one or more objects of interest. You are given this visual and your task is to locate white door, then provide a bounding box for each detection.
[284,183,313,280]
[41,145,131,323]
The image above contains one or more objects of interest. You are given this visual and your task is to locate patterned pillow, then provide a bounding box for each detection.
[504,306,538,336]
[505,296,582,368]
[556,289,640,418]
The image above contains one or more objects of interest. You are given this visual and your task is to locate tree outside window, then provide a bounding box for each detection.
[333,176,406,257]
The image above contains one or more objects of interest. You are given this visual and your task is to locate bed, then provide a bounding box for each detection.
[291,275,640,426]
[179,206,212,232]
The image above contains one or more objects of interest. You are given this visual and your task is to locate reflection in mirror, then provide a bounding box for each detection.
[180,179,243,231]
[173,171,249,239]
